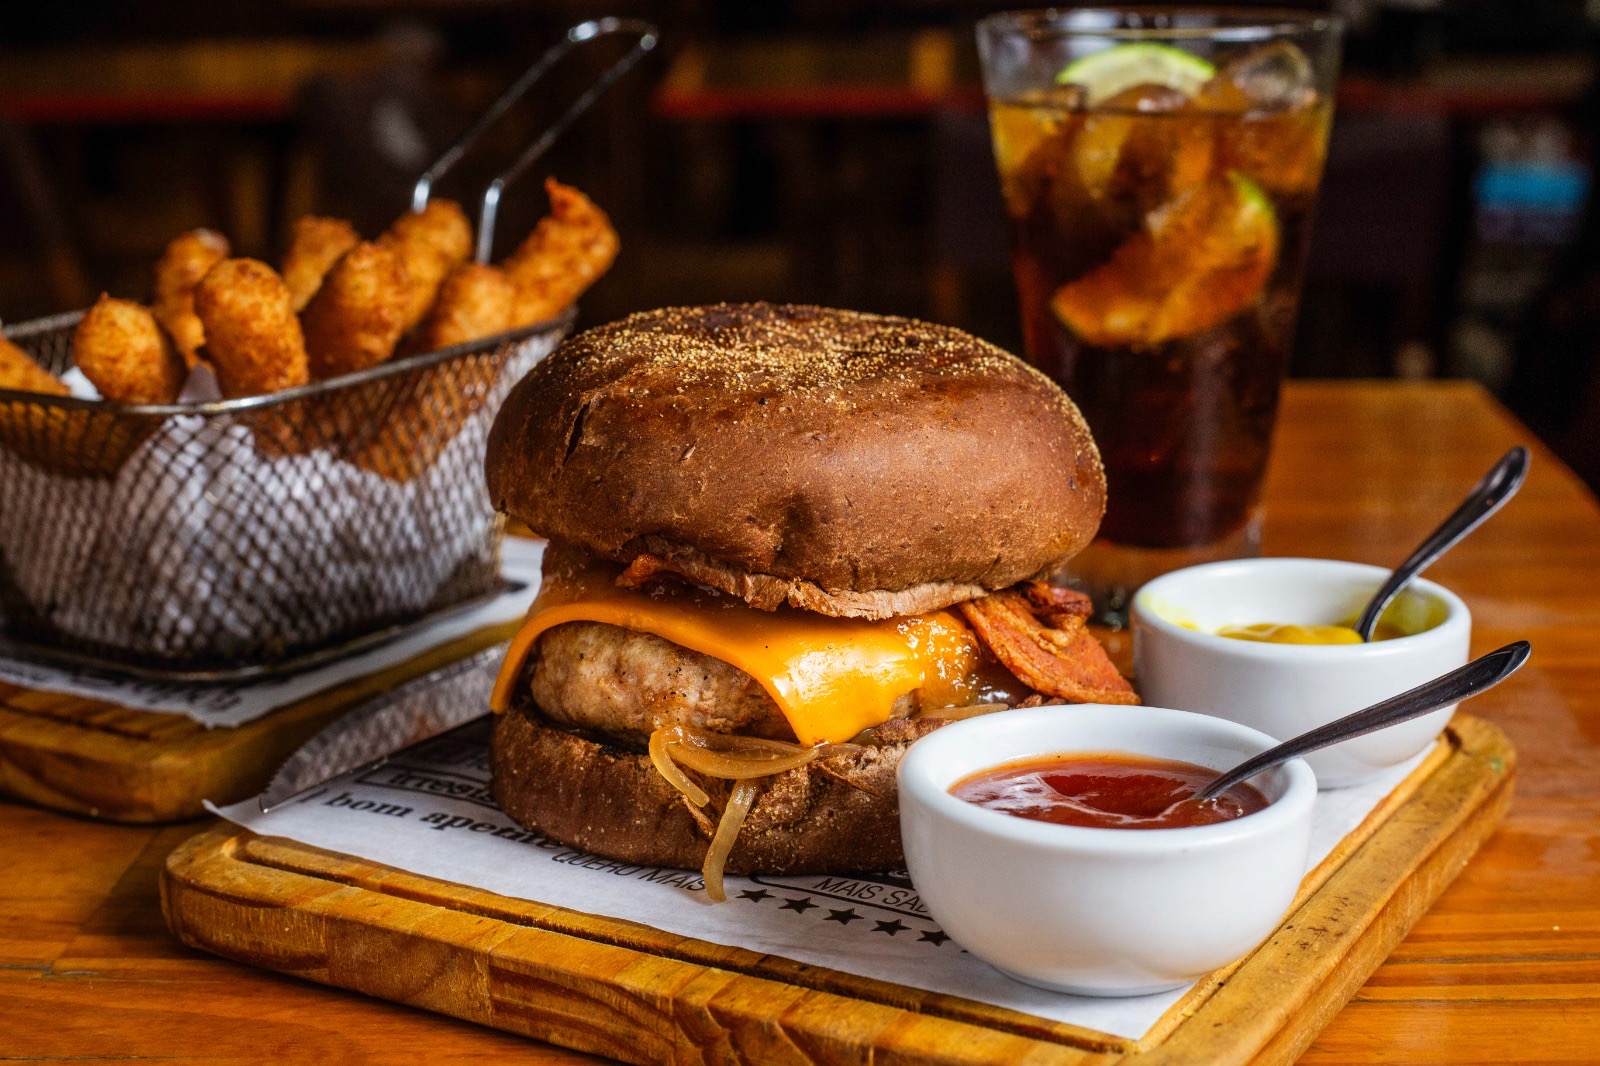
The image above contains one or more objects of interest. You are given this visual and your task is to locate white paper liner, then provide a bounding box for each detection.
[215,728,1429,1041]
[0,538,544,729]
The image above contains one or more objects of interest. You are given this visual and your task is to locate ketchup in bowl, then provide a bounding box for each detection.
[950,752,1269,829]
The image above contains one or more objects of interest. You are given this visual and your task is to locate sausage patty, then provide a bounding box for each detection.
[526,619,928,746]
[527,621,795,744]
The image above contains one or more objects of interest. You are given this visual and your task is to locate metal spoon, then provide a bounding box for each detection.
[1353,446,1529,641]
[1191,640,1530,803]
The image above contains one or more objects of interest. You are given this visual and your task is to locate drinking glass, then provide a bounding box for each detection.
[978,8,1342,623]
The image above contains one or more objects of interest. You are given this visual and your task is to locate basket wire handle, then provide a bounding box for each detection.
[473,18,658,262]
[406,17,659,260]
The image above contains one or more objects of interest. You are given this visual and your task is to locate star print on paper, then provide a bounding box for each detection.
[737,889,772,903]
[779,896,816,913]
[873,919,908,936]
[823,908,862,924]
[917,930,951,946]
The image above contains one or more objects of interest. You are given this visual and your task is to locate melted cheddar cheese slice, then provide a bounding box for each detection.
[491,558,987,746]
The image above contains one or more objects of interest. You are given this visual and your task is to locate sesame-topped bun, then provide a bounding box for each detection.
[485,302,1105,618]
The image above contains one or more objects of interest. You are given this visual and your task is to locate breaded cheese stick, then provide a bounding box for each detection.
[193,258,310,398]
[74,295,187,403]
[386,197,472,263]
[302,241,410,379]
[418,262,515,351]
[0,334,157,475]
[379,199,472,334]
[282,215,360,312]
[502,179,619,328]
[152,228,230,368]
[0,335,69,395]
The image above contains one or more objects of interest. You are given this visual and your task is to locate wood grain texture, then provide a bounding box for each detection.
[0,621,518,822]
[3,382,1599,1062]
[158,715,1510,1065]
[1265,384,1600,1064]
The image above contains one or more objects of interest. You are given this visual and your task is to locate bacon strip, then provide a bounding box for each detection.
[1021,580,1095,629]
[616,553,675,589]
[621,555,1136,704]
[957,582,1138,706]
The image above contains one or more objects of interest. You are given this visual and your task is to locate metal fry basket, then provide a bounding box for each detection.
[0,16,660,677]
[0,310,572,675]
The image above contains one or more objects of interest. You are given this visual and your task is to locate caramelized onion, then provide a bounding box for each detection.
[676,731,811,756]
[703,779,759,903]
[670,742,818,779]
[642,726,871,903]
[649,727,709,807]
[916,702,1011,722]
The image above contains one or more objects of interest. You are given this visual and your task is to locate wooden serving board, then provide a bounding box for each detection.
[0,621,518,823]
[161,713,1514,1065]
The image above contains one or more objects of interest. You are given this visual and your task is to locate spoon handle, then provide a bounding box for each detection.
[1355,446,1528,641]
[1193,640,1531,801]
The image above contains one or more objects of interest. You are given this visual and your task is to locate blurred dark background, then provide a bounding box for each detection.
[3,1,1600,488]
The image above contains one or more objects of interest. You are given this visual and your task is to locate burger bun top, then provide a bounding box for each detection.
[485,302,1104,619]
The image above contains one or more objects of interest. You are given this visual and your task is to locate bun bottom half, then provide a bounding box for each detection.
[490,705,945,875]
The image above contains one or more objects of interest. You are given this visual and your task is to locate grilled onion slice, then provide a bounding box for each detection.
[703,779,759,903]
[668,741,819,779]
[645,726,869,900]
[649,727,710,807]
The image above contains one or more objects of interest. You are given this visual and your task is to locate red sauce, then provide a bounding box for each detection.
[950,752,1270,830]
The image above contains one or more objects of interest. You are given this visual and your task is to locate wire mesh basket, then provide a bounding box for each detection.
[0,17,657,679]
[0,309,572,676]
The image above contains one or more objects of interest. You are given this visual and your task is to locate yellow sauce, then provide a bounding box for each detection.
[1215,622,1363,644]
[1214,618,1409,644]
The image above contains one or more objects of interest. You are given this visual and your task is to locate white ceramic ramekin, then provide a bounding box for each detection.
[897,704,1315,997]
[1132,558,1471,788]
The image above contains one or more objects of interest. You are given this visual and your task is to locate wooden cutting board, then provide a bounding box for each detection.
[0,621,518,823]
[161,713,1514,1065]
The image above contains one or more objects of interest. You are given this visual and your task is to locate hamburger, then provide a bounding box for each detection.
[484,303,1137,899]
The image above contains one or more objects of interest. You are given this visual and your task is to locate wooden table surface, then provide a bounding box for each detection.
[3,381,1598,1063]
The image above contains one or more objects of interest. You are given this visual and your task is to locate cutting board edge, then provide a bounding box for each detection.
[0,621,519,823]
[158,714,1515,1064]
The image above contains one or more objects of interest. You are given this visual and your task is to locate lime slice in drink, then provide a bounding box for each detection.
[1056,43,1216,105]
[1051,172,1278,348]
